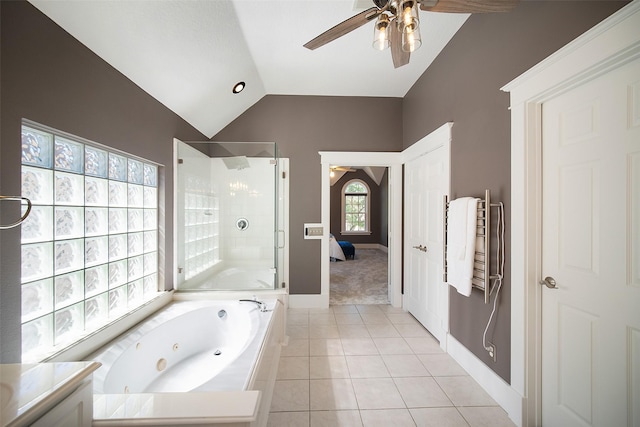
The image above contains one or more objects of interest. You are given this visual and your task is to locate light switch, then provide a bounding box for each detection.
[304,223,323,239]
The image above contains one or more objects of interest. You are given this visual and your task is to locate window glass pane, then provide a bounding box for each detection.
[109,286,128,317]
[128,232,144,257]
[128,159,143,184]
[143,187,157,208]
[143,163,157,187]
[22,315,53,359]
[85,207,109,236]
[128,209,144,232]
[54,137,84,173]
[85,265,108,298]
[54,239,84,274]
[143,230,157,253]
[143,252,157,275]
[54,302,84,345]
[55,172,84,205]
[143,209,157,231]
[22,166,53,205]
[22,279,53,323]
[85,146,108,178]
[128,184,144,208]
[109,181,128,207]
[55,207,84,240]
[108,153,127,181]
[109,208,127,234]
[128,279,144,306]
[109,234,128,261]
[128,255,144,282]
[85,236,108,267]
[22,127,53,168]
[85,293,108,328]
[21,206,53,244]
[22,242,53,283]
[54,271,84,310]
[144,273,158,297]
[85,177,108,206]
[109,260,128,289]
[346,182,367,193]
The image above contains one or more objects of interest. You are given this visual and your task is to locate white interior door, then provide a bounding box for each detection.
[541,58,640,426]
[404,156,427,320]
[404,142,449,343]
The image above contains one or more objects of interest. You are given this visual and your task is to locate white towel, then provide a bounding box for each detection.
[446,197,479,296]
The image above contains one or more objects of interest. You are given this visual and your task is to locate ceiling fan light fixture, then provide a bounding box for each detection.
[372,14,390,51]
[401,22,421,52]
[399,0,421,52]
[400,0,419,30]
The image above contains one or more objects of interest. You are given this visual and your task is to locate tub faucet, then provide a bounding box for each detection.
[239,298,267,312]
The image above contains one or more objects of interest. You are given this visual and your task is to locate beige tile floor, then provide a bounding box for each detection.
[268,304,516,427]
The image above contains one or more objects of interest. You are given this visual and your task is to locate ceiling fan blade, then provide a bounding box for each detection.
[389,18,410,68]
[418,0,518,13]
[304,7,381,50]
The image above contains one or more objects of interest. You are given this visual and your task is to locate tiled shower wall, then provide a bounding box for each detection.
[214,157,276,265]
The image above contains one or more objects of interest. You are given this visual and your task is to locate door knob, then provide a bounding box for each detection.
[412,245,428,252]
[539,276,558,289]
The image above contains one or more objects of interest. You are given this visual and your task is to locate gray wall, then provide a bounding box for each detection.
[330,169,383,244]
[211,95,403,293]
[0,1,207,362]
[402,1,628,382]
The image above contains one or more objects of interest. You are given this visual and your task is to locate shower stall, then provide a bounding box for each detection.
[174,140,288,292]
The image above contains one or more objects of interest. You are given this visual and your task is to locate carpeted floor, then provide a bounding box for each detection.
[330,248,389,305]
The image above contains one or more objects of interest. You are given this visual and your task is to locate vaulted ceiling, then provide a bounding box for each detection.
[29,0,470,138]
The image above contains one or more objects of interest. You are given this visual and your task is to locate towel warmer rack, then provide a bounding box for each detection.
[442,189,504,304]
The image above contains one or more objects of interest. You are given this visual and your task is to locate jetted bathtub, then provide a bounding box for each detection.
[89,298,284,426]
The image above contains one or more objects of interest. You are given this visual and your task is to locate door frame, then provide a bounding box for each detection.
[502,3,640,426]
[318,151,404,308]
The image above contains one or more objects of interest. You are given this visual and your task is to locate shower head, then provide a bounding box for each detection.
[222,156,250,170]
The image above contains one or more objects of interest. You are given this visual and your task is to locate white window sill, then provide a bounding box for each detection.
[340,231,372,236]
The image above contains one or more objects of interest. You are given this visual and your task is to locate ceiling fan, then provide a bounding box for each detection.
[304,0,518,68]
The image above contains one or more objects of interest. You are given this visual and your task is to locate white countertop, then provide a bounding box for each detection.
[0,361,101,427]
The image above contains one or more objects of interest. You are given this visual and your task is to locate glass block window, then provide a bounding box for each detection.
[342,180,370,233]
[20,124,160,362]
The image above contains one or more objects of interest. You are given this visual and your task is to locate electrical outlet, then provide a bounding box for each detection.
[487,343,497,362]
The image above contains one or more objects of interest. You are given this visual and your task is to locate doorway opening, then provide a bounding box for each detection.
[320,151,403,309]
[328,166,389,305]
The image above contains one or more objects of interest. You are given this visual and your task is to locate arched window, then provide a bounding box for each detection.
[341,179,371,234]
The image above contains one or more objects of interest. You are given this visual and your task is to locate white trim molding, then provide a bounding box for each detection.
[502,3,640,426]
[319,151,404,308]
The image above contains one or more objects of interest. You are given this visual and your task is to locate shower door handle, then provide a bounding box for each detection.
[277,230,285,249]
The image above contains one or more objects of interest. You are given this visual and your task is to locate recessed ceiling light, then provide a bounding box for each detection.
[232,82,245,94]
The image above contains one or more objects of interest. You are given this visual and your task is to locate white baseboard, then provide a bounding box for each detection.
[446,334,524,427]
[353,243,388,252]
